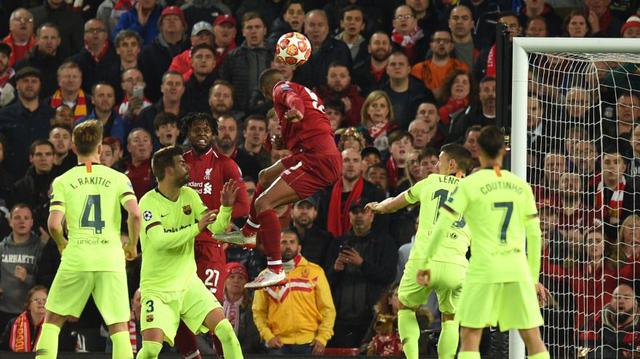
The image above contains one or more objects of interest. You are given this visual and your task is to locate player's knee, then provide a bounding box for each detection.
[257,169,269,186]
[254,195,272,214]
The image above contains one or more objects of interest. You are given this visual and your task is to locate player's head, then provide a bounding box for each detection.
[259,68,285,101]
[439,143,473,176]
[185,112,216,152]
[477,125,505,161]
[72,120,103,157]
[151,145,189,187]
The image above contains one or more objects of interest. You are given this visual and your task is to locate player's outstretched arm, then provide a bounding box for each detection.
[47,210,67,254]
[366,191,410,214]
[123,199,142,261]
[208,179,237,235]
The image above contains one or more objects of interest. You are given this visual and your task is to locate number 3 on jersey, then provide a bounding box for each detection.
[81,194,105,234]
[303,86,325,113]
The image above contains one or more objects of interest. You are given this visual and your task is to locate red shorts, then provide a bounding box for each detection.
[280,150,342,198]
[194,240,226,302]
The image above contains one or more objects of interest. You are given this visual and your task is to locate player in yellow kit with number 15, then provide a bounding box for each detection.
[425,126,549,359]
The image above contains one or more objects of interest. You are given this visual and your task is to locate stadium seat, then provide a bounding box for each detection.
[322,347,360,356]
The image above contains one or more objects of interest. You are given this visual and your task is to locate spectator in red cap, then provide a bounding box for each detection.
[139,5,189,102]
[169,21,215,81]
[113,0,162,47]
[212,15,238,68]
[181,0,231,31]
[621,15,640,38]
[222,262,263,354]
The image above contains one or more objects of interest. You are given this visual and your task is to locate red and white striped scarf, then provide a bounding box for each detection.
[223,294,242,333]
[128,310,137,352]
[9,311,42,352]
[596,176,626,224]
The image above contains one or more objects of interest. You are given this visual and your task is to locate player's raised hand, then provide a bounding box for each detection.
[220,179,239,207]
[284,108,303,122]
[198,210,218,232]
[365,202,384,214]
[416,269,431,287]
[123,241,138,261]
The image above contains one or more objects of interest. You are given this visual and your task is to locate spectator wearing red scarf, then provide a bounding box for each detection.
[2,8,36,68]
[1,286,47,352]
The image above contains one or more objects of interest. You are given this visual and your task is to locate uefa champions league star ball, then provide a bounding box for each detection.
[275,32,312,67]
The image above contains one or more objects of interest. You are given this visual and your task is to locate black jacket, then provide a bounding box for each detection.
[69,43,121,94]
[220,42,272,113]
[139,36,189,102]
[14,48,65,98]
[183,71,220,114]
[293,37,352,90]
[290,224,334,267]
[29,1,83,59]
[10,166,57,230]
[352,58,389,94]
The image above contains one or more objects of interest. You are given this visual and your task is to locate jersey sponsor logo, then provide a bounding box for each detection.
[161,213,169,218]
[183,205,192,215]
[203,182,212,195]
[143,210,153,221]
[204,168,212,180]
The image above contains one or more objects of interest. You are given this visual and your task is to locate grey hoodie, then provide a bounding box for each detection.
[0,233,43,314]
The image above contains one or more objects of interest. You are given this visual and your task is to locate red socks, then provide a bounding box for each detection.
[256,209,283,273]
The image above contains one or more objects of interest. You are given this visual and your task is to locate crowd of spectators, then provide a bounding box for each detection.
[0,0,639,357]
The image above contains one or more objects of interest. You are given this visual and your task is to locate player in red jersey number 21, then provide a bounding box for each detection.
[218,69,341,289]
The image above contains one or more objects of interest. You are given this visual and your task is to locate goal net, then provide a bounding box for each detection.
[512,38,640,359]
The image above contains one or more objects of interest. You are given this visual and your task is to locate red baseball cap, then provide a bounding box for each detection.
[621,15,640,36]
[226,262,248,279]
[213,14,237,27]
[160,6,186,27]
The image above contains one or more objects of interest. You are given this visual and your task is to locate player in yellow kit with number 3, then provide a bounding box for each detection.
[367,143,473,359]
[36,120,142,359]
[426,126,549,359]
[135,146,243,359]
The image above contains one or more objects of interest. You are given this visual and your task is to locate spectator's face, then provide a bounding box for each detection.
[430,31,453,58]
[415,102,439,127]
[340,9,365,37]
[406,0,428,13]
[392,6,416,34]
[565,88,589,118]
[368,33,392,62]
[10,206,33,236]
[611,285,636,315]
[49,127,71,155]
[291,202,317,228]
[463,130,480,158]
[498,15,521,40]
[9,9,34,39]
[53,106,73,127]
[245,180,256,202]
[121,69,144,97]
[366,97,390,125]
[0,53,8,73]
[280,231,300,261]
[30,144,54,173]
[84,20,107,49]
[17,76,41,101]
[621,219,640,246]
[362,153,381,169]
[127,130,152,162]
[558,173,582,194]
[390,136,412,162]
[386,53,410,80]
[190,31,213,47]
[191,49,216,77]
[188,120,213,151]
[243,119,267,147]
[543,155,565,186]
[479,80,496,111]
[156,123,179,147]
[586,233,604,261]
[116,36,141,64]
[409,120,429,148]
[366,167,388,190]
[242,18,266,47]
[585,0,611,17]
[58,67,82,94]
[348,207,374,233]
[213,23,237,47]
[92,84,115,113]
[37,26,61,55]
[209,84,233,113]
[567,15,588,37]
[617,95,639,125]
[100,144,115,167]
[216,117,238,151]
[225,272,247,296]
[450,74,470,100]
[623,26,640,38]
[28,289,47,316]
[327,65,351,92]
[304,12,329,45]
[422,155,439,177]
[525,18,548,37]
[283,4,305,32]
[602,153,625,182]
[573,141,596,174]
[161,15,185,36]
[633,126,640,156]
[448,6,473,39]
[326,107,343,131]
[161,74,185,102]
[342,148,363,181]
[527,97,541,129]
[270,59,294,81]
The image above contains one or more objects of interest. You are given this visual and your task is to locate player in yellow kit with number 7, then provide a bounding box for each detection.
[425,126,549,359]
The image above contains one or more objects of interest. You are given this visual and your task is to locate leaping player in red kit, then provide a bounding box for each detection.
[218,68,341,288]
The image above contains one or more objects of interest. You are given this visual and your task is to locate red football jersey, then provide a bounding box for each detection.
[184,146,250,243]
[272,81,337,153]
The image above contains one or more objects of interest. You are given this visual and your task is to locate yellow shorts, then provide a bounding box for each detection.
[140,276,221,346]
[399,259,466,314]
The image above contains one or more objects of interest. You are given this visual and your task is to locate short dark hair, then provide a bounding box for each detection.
[151,146,184,181]
[441,143,473,174]
[477,125,505,158]
[324,98,346,114]
[114,30,142,48]
[184,112,217,134]
[340,4,365,21]
[242,12,265,28]
[259,68,285,93]
[29,139,54,155]
[366,162,387,175]
[388,130,413,147]
[281,228,300,243]
[420,146,439,159]
[90,82,114,97]
[161,71,184,85]
[283,0,305,14]
[243,114,267,130]
[37,22,59,37]
[10,203,32,217]
[50,124,72,136]
[190,43,215,57]
[328,61,349,72]
[154,112,180,130]
[209,79,234,98]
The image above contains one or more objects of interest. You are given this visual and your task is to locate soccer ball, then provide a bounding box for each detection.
[275,32,312,67]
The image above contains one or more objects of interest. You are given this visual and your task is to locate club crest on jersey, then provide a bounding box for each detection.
[146,314,154,322]
[204,168,212,180]
[183,205,192,215]
[143,210,152,221]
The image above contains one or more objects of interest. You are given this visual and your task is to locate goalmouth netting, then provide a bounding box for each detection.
[512,38,640,359]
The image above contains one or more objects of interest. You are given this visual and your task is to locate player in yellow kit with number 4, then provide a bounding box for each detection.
[36,120,142,359]
[135,146,243,359]
[425,126,549,359]
[367,143,473,359]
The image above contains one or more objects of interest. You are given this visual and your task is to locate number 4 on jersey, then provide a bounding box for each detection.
[81,195,105,234]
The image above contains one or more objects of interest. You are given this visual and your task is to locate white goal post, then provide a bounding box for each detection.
[510,38,640,359]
